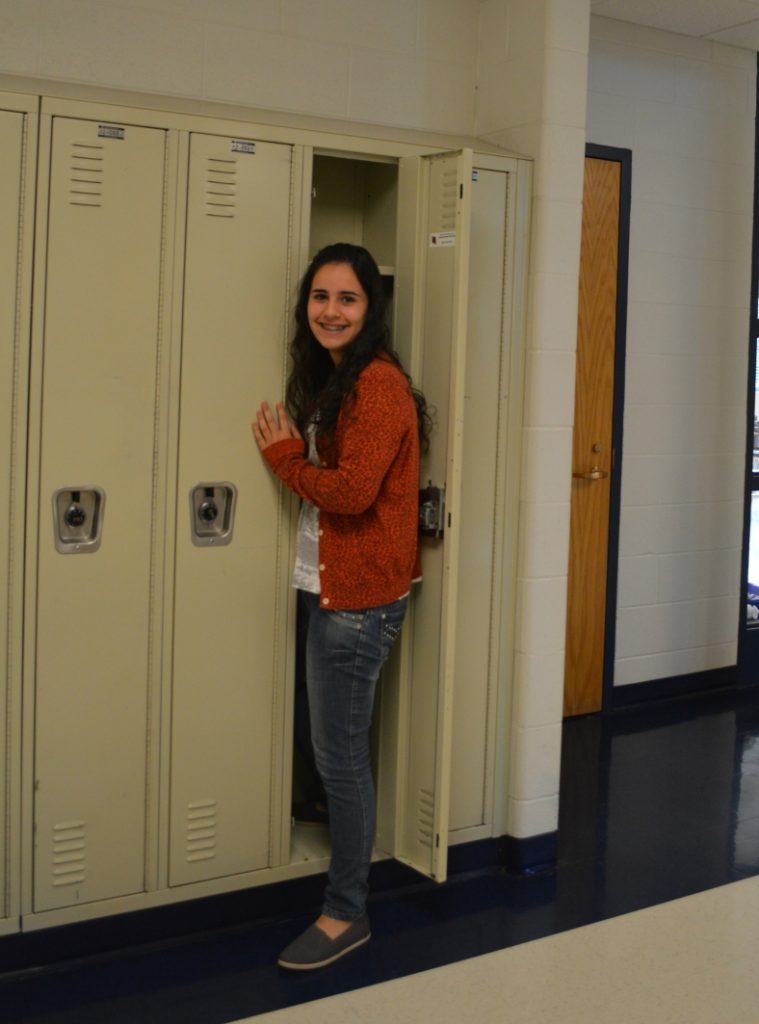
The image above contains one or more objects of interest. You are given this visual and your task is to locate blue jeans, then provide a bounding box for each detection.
[299,590,408,921]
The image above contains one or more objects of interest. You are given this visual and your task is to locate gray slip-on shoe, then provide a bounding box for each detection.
[277,915,370,970]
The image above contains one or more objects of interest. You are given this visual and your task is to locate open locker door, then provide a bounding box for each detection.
[394,149,472,882]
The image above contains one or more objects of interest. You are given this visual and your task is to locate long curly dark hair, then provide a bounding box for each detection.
[285,242,431,450]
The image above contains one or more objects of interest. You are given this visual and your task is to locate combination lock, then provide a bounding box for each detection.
[198,500,219,523]
[64,504,87,529]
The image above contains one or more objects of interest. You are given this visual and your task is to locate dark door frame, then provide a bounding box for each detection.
[738,55,759,689]
[582,143,631,712]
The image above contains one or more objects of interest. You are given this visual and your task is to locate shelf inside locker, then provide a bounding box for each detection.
[310,155,398,270]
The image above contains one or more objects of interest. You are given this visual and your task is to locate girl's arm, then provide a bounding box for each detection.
[253,367,412,515]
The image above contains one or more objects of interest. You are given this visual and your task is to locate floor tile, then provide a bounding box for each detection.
[242,877,759,1024]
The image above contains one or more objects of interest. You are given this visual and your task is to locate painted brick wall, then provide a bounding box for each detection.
[587,16,755,686]
[477,0,590,839]
[0,0,479,134]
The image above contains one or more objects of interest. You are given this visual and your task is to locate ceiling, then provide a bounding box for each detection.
[590,0,759,50]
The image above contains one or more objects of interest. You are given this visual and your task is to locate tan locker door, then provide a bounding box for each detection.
[34,117,168,912]
[169,134,293,885]
[0,109,28,925]
[449,166,511,831]
[395,149,472,881]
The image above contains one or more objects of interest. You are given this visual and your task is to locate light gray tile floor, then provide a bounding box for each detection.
[235,875,759,1023]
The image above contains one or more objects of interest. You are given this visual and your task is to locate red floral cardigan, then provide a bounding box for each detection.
[263,358,420,610]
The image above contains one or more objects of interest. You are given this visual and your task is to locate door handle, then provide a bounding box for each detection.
[572,466,608,481]
[419,484,446,537]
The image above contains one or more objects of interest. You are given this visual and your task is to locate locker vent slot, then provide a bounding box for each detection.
[438,168,458,232]
[69,142,104,207]
[417,789,434,848]
[186,800,218,862]
[51,820,87,887]
[205,157,237,218]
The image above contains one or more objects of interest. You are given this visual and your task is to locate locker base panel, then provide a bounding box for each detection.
[13,823,529,937]
[17,855,335,934]
[0,832,543,972]
[14,827,412,934]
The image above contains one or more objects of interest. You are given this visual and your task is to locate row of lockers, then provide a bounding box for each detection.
[0,89,530,932]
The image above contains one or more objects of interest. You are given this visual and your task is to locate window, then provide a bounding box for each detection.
[748,339,759,629]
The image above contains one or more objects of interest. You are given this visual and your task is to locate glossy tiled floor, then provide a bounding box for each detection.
[244,876,759,1023]
[3,686,759,1023]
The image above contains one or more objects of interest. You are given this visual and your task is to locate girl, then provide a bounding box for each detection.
[252,243,428,970]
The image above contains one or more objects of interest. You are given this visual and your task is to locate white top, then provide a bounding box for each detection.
[292,421,321,594]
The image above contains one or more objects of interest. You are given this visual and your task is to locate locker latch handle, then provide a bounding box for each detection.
[198,487,219,524]
[52,487,106,554]
[419,484,446,538]
[190,483,237,546]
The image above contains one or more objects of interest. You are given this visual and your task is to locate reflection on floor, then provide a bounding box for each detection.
[2,686,758,1024]
[243,876,759,1023]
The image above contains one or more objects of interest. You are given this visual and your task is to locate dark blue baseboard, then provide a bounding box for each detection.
[0,831,557,977]
[609,665,737,711]
[497,832,558,876]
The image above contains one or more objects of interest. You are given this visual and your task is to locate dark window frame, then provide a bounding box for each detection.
[737,54,759,686]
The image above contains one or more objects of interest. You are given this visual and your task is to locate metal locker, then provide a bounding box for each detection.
[7,84,530,928]
[31,117,170,912]
[386,153,525,866]
[450,165,514,832]
[391,150,473,882]
[0,104,35,931]
[168,133,294,885]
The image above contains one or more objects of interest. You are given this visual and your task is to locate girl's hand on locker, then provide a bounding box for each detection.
[252,401,302,452]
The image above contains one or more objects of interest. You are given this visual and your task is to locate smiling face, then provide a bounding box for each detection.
[307,262,369,365]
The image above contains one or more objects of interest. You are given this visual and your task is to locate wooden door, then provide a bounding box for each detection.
[563,155,621,717]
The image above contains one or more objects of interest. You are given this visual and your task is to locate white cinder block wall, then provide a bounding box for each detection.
[0,0,481,135]
[476,0,589,840]
[587,16,756,688]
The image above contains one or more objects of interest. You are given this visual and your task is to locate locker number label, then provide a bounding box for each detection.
[430,230,456,248]
[98,125,125,139]
[231,140,256,154]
